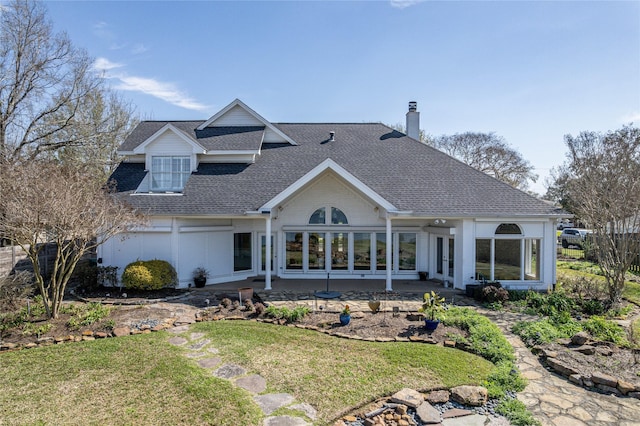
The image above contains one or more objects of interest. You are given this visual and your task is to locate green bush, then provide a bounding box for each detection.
[583,316,630,347]
[484,361,527,399]
[121,259,177,290]
[264,305,311,323]
[496,398,541,426]
[443,307,514,365]
[512,316,581,347]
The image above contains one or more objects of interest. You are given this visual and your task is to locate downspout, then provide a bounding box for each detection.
[265,213,272,290]
[386,214,392,291]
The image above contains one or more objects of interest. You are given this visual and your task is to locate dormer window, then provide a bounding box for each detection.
[151,156,190,192]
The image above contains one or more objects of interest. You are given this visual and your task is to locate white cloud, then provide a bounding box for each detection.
[390,0,424,9]
[115,75,210,111]
[93,57,124,72]
[131,43,149,55]
[620,111,640,123]
[94,56,209,112]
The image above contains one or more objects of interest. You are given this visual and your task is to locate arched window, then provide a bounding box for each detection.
[495,223,522,235]
[331,207,348,225]
[309,206,348,225]
[309,207,326,224]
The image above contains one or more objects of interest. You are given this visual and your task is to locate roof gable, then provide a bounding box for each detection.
[197,99,297,145]
[259,158,397,213]
[132,123,205,154]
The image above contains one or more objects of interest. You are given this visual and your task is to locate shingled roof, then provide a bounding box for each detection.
[110,122,562,218]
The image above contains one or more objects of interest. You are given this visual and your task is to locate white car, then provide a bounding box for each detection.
[560,228,592,249]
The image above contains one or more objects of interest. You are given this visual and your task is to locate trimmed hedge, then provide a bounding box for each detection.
[121,259,177,290]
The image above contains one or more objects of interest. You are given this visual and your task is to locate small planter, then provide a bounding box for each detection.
[194,277,206,288]
[465,284,480,298]
[418,271,428,281]
[424,319,440,331]
[238,287,254,303]
[339,313,351,326]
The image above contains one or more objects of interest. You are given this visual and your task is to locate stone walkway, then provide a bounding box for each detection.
[167,324,315,426]
[479,308,640,426]
[158,288,640,425]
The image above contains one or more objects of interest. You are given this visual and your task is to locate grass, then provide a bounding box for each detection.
[190,320,494,422]
[0,321,495,426]
[0,332,262,426]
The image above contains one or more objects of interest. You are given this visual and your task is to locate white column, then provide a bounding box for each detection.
[386,215,392,291]
[265,215,272,290]
[171,217,180,285]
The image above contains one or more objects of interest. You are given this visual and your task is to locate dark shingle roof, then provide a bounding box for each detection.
[111,122,562,218]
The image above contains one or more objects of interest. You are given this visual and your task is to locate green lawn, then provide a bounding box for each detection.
[0,322,495,425]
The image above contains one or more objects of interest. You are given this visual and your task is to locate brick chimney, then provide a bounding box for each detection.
[406,101,420,140]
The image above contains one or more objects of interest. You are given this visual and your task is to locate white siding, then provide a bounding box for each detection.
[263,127,287,143]
[209,105,263,127]
[277,173,381,226]
[146,131,194,154]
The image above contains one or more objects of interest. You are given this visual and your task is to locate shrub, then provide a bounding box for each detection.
[220,298,232,308]
[121,259,177,291]
[264,305,310,323]
[582,299,605,316]
[512,316,581,347]
[254,302,266,315]
[582,316,630,347]
[496,398,541,426]
[243,299,254,312]
[481,285,509,304]
[0,271,34,311]
[443,307,514,364]
[484,361,527,399]
[72,259,98,291]
[66,302,111,330]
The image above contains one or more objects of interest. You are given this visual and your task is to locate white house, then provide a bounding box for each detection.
[100,99,564,292]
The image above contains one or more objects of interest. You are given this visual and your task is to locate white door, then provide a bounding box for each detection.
[435,236,454,283]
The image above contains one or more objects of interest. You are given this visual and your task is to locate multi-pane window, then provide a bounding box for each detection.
[151,156,190,191]
[308,207,348,225]
[475,224,541,281]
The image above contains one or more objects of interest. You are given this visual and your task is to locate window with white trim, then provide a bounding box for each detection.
[475,223,541,281]
[151,156,190,192]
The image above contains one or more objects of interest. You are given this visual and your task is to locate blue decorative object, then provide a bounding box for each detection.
[339,313,351,326]
[424,319,440,331]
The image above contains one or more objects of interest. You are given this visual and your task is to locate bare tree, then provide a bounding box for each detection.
[433,132,538,191]
[0,0,135,167]
[563,125,640,306]
[0,159,146,318]
[389,123,433,144]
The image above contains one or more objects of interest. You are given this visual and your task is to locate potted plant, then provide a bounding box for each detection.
[419,290,445,330]
[339,305,351,326]
[192,267,209,288]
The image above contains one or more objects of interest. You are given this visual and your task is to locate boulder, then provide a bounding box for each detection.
[570,331,590,346]
[112,326,131,337]
[617,380,636,395]
[450,385,488,406]
[545,357,579,377]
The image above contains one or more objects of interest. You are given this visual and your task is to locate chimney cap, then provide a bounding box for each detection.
[408,101,417,112]
[329,131,335,141]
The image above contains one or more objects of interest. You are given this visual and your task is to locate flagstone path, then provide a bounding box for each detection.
[167,324,314,426]
[478,308,640,426]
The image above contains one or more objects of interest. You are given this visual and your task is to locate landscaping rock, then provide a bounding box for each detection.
[617,380,636,395]
[197,357,222,369]
[591,372,618,388]
[263,415,310,426]
[442,408,474,418]
[415,401,440,424]
[290,403,317,421]
[545,357,579,376]
[596,384,621,396]
[443,413,488,426]
[112,326,131,337]
[390,388,424,408]
[426,390,450,404]
[572,345,595,355]
[235,374,267,394]
[570,332,590,345]
[213,363,246,379]
[254,393,295,415]
[450,386,488,406]
[167,336,188,346]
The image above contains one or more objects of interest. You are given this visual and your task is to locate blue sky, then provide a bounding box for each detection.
[45,0,640,194]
